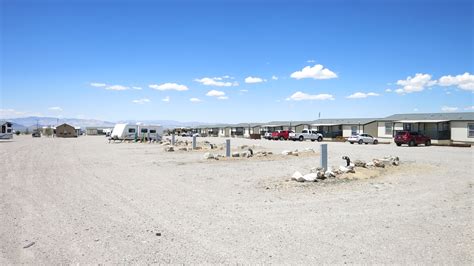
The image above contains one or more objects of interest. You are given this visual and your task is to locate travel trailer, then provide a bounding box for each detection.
[0,121,13,139]
[110,123,162,141]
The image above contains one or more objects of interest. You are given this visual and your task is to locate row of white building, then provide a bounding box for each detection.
[172,112,474,144]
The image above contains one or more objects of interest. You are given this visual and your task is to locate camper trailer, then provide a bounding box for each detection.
[111,123,163,141]
[0,121,13,139]
[137,124,163,141]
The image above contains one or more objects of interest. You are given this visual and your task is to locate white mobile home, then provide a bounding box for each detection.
[0,121,13,139]
[365,112,474,144]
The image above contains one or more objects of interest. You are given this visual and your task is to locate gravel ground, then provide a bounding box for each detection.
[1,135,473,263]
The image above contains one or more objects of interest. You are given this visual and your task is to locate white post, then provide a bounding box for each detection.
[320,144,328,171]
[192,135,197,149]
[171,133,175,146]
[226,139,231,157]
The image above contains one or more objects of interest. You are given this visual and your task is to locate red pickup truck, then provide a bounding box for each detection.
[394,131,431,146]
[271,130,293,140]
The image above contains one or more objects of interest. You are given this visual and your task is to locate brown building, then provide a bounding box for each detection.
[56,123,78,138]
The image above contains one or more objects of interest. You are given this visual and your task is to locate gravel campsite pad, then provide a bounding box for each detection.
[1,136,472,264]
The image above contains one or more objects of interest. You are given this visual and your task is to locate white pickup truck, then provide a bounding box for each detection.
[289,129,323,142]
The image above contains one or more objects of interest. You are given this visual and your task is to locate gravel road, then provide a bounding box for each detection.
[1,135,472,263]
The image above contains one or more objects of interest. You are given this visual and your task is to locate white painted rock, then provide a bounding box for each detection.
[303,173,317,182]
[291,171,304,181]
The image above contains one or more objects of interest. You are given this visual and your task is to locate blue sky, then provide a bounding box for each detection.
[1,0,473,123]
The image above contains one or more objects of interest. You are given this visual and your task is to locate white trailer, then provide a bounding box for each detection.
[137,124,163,141]
[0,121,13,139]
[110,123,163,141]
[110,124,138,140]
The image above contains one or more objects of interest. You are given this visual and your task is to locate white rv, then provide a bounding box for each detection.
[137,124,163,141]
[0,121,13,139]
[111,123,162,141]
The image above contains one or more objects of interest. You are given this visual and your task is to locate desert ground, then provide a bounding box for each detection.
[1,135,473,263]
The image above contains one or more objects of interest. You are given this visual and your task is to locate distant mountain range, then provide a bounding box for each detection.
[5,116,211,131]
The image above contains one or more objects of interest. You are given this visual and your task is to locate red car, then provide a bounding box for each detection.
[271,130,293,140]
[394,131,431,147]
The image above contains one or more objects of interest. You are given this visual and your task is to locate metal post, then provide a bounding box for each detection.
[320,144,328,171]
[192,135,197,149]
[171,133,175,146]
[226,139,231,157]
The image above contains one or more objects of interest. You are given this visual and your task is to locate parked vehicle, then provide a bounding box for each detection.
[272,130,293,140]
[264,132,273,140]
[394,131,431,146]
[289,129,323,142]
[347,133,378,144]
[192,133,200,137]
[111,123,162,141]
[32,131,41,138]
[0,121,13,139]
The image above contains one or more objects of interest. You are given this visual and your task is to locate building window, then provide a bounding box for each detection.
[128,128,135,133]
[468,123,474,138]
[403,123,412,131]
[149,130,156,133]
[351,126,357,135]
[385,123,393,135]
[141,128,148,133]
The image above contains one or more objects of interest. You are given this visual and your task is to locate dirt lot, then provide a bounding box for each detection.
[1,135,472,263]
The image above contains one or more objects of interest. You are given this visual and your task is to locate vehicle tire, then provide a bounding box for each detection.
[396,143,402,146]
[292,139,296,141]
[408,140,415,147]
[373,140,378,145]
[317,137,323,142]
[358,139,363,144]
[299,136,304,141]
[425,140,431,146]
[311,139,316,142]
[279,136,284,141]
[364,142,368,145]
[350,142,354,144]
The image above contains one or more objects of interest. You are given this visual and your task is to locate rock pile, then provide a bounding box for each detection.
[291,155,400,182]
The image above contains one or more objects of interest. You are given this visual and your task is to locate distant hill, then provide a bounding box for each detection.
[6,116,212,131]
[118,120,213,129]
[8,116,115,131]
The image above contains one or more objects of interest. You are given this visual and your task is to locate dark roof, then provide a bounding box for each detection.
[313,118,377,125]
[380,112,474,121]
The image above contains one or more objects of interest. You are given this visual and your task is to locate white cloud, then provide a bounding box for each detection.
[132,86,143,90]
[0,108,43,118]
[395,88,405,94]
[132,98,151,104]
[244,76,265,84]
[90,82,107,87]
[385,88,392,92]
[106,85,129,91]
[206,90,226,97]
[162,96,170,102]
[346,92,380,99]
[395,73,436,94]
[149,83,188,91]
[286,91,335,101]
[48,106,63,111]
[438,72,474,91]
[218,96,229,100]
[290,64,337,80]
[307,59,316,63]
[413,108,419,112]
[189,98,201,102]
[195,76,238,87]
[271,75,278,80]
[441,106,459,112]
[240,89,248,92]
[464,106,474,110]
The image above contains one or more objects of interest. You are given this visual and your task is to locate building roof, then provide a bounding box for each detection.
[380,112,474,121]
[312,118,377,126]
